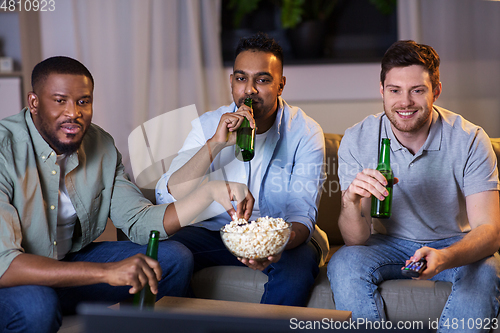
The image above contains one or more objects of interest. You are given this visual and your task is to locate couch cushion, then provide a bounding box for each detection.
[491,138,500,174]
[380,280,451,322]
[191,266,265,304]
[317,133,344,247]
[191,265,336,309]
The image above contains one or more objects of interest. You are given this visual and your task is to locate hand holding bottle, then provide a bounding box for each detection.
[235,98,256,161]
[209,99,255,149]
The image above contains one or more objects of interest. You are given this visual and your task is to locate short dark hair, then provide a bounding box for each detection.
[381,40,440,90]
[31,56,94,92]
[235,32,284,69]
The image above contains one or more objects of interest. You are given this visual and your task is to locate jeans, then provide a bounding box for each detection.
[170,226,319,306]
[327,234,500,333]
[0,240,193,333]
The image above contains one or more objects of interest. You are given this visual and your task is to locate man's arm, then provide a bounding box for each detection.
[168,106,254,201]
[0,252,162,295]
[338,169,394,245]
[0,180,253,291]
[163,180,254,235]
[411,190,500,280]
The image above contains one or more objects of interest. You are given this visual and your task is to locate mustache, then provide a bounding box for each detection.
[238,97,263,106]
[59,120,83,127]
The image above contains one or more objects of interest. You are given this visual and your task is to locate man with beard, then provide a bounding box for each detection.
[327,40,500,332]
[155,32,328,306]
[0,56,253,332]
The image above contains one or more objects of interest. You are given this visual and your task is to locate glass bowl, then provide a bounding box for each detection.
[220,221,292,260]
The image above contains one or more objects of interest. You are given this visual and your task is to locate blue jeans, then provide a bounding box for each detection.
[170,226,319,306]
[327,234,500,333]
[0,240,193,333]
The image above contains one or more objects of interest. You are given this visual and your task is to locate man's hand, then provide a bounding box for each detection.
[210,104,255,147]
[403,247,448,280]
[103,253,162,295]
[209,181,254,221]
[238,254,281,271]
[344,168,398,205]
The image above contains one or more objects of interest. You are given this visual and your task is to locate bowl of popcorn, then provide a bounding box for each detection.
[220,216,292,260]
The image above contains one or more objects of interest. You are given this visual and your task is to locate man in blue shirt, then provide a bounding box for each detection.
[156,33,328,306]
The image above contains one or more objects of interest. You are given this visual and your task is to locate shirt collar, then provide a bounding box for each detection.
[25,108,57,163]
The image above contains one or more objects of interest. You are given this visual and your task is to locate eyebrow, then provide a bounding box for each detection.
[52,93,92,99]
[234,70,273,77]
[385,84,427,89]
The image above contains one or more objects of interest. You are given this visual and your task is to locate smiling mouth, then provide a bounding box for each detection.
[396,110,417,116]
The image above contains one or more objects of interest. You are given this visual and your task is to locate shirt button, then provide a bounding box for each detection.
[52,170,57,175]
[41,155,46,159]
[410,163,414,167]
[53,241,57,246]
[50,205,55,210]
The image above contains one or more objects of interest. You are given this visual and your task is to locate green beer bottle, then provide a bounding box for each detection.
[235,98,255,162]
[133,230,160,309]
[371,138,394,218]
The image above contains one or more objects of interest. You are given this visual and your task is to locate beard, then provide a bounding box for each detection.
[39,120,86,155]
[384,102,432,134]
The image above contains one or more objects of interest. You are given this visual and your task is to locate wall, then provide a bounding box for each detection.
[224,63,383,135]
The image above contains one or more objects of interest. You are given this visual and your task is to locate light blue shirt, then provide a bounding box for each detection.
[156,98,326,242]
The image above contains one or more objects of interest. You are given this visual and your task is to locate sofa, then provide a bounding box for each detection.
[59,133,500,332]
[187,133,500,328]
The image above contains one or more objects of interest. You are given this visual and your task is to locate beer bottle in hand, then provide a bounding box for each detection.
[235,98,255,161]
[371,138,394,218]
[133,230,160,309]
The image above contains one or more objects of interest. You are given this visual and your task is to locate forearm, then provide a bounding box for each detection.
[338,192,372,246]
[162,182,219,235]
[168,139,225,200]
[0,253,107,288]
[285,222,310,249]
[439,224,500,270]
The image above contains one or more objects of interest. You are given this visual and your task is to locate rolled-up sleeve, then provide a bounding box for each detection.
[284,127,326,240]
[0,155,23,278]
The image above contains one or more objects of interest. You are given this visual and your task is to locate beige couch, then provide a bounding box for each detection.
[188,133,500,327]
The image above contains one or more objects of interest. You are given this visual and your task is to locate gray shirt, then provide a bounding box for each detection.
[338,106,500,242]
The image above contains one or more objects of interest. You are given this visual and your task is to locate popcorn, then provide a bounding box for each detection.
[221,216,292,260]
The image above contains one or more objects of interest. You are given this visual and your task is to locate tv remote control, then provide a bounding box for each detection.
[402,258,427,278]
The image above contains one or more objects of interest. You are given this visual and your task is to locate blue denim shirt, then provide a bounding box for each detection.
[156,98,326,242]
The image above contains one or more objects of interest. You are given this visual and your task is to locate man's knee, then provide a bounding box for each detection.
[157,240,194,277]
[1,286,61,333]
[329,246,363,270]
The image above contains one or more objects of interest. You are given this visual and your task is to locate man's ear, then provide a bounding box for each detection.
[277,76,286,96]
[28,92,38,115]
[433,82,442,102]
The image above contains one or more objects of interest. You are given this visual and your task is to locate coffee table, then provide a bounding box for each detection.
[155,296,352,322]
